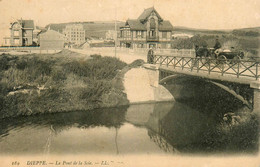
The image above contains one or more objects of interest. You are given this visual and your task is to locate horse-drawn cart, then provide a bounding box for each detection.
[195,46,244,64]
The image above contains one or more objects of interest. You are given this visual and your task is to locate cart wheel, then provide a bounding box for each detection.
[218,55,227,64]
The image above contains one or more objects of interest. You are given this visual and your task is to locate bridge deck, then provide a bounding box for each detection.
[149,55,260,85]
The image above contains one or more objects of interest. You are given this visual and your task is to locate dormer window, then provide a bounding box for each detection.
[150,18,156,29]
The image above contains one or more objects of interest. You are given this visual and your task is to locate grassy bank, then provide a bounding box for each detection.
[0,50,133,119]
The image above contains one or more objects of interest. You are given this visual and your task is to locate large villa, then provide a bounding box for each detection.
[118,7,173,49]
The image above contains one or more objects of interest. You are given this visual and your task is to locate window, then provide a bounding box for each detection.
[14,39,19,45]
[162,32,167,38]
[167,32,171,39]
[149,31,155,37]
[14,31,19,36]
[120,30,123,37]
[126,30,130,37]
[123,30,126,38]
[137,31,143,38]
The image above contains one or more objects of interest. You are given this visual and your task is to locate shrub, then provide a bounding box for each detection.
[80,80,112,103]
[0,55,10,71]
[16,59,28,70]
[63,56,127,80]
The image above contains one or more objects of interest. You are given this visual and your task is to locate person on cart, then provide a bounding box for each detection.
[213,38,222,56]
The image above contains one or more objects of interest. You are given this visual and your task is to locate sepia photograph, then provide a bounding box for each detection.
[0,0,260,166]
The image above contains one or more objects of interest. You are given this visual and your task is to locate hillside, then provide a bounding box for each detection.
[172,26,231,35]
[232,27,260,37]
[173,26,260,38]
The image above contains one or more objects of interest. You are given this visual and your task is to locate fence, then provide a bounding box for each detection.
[0,46,61,54]
[153,55,260,80]
[118,47,196,57]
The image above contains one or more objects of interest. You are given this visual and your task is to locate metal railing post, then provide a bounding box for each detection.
[174,57,176,69]
[182,58,184,70]
[197,58,200,73]
[166,56,168,67]
[237,62,240,78]
[221,62,224,76]
[256,63,259,80]
[208,58,211,74]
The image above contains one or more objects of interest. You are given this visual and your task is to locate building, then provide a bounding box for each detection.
[33,26,47,45]
[118,7,173,49]
[3,37,11,46]
[39,29,66,50]
[63,24,85,45]
[8,19,35,46]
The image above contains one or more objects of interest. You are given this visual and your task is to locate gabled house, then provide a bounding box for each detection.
[118,7,173,49]
[39,29,66,50]
[9,19,34,46]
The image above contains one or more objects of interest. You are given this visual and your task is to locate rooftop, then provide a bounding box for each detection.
[138,7,163,22]
[121,7,173,31]
[19,20,34,29]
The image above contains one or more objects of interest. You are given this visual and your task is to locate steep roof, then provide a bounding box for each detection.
[121,7,173,31]
[40,29,65,40]
[19,20,34,29]
[125,19,173,31]
[138,7,163,21]
[158,20,174,31]
[126,19,146,30]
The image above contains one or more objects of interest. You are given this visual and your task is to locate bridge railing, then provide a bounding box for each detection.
[152,55,260,80]
[154,49,195,57]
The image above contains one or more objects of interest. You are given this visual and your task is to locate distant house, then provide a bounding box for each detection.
[63,24,85,45]
[3,37,11,46]
[118,7,173,49]
[172,33,193,39]
[7,19,34,46]
[39,29,66,50]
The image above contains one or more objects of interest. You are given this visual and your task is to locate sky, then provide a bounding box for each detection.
[1,0,260,44]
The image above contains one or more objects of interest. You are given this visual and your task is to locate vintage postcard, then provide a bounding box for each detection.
[0,0,260,166]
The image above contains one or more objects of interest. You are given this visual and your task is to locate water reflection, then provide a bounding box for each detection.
[0,101,258,155]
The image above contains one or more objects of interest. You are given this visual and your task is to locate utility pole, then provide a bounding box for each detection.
[114,5,117,58]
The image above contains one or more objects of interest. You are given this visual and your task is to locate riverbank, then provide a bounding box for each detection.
[0,50,143,118]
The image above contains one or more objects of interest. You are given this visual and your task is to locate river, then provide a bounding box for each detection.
[0,101,258,155]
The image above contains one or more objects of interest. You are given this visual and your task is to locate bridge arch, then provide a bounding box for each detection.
[157,69,254,110]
